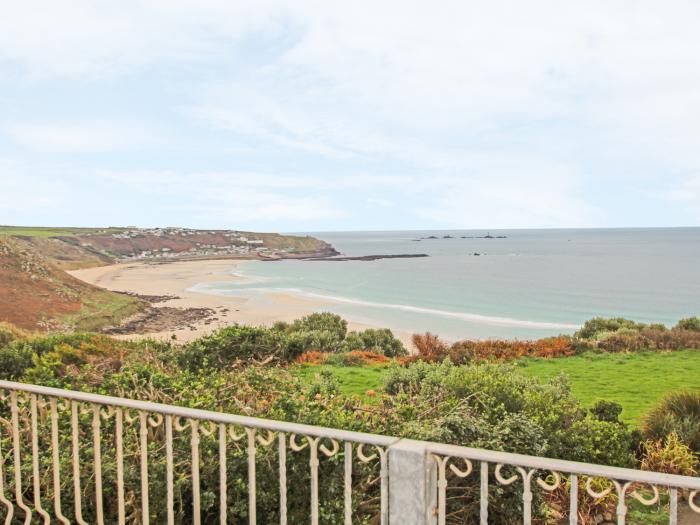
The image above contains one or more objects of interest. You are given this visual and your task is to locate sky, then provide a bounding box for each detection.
[1,1,700,232]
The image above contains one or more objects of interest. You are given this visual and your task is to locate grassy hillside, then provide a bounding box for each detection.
[0,236,144,331]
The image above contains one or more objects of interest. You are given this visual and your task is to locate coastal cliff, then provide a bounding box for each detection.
[0,226,337,331]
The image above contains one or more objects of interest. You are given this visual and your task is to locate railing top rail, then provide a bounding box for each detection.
[2,380,700,491]
[424,441,700,491]
[0,380,398,447]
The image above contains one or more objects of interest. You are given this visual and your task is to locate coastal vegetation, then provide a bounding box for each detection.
[1,312,699,522]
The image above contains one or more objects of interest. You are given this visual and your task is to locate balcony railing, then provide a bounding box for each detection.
[0,379,698,524]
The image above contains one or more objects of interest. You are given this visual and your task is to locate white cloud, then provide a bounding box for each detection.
[2,1,700,227]
[3,121,167,152]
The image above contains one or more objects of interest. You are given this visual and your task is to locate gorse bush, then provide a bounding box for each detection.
[642,390,700,455]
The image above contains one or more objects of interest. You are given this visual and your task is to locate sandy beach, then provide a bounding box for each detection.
[69,259,412,344]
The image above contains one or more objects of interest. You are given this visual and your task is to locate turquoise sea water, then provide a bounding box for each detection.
[191,228,700,340]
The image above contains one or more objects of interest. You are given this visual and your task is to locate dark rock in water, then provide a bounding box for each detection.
[473,252,481,256]
[303,253,429,262]
[443,235,454,239]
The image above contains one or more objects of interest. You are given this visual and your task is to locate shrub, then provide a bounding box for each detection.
[575,317,646,340]
[596,330,647,352]
[274,313,349,353]
[342,328,406,356]
[0,342,35,380]
[178,324,285,370]
[411,332,449,361]
[642,391,700,454]
[288,312,347,341]
[590,400,624,423]
[381,361,636,523]
[0,322,28,347]
[675,316,700,332]
[640,433,698,475]
[447,336,574,364]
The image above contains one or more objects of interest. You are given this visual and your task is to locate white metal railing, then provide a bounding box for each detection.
[0,380,698,525]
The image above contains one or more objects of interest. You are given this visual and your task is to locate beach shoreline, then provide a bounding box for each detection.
[68,259,414,346]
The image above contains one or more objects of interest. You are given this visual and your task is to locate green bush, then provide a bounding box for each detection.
[0,342,35,380]
[288,312,347,340]
[575,317,646,340]
[590,400,624,423]
[642,390,700,454]
[342,328,406,356]
[380,361,637,523]
[675,316,700,332]
[178,324,285,370]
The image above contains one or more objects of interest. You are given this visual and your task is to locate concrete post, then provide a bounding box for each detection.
[388,439,437,525]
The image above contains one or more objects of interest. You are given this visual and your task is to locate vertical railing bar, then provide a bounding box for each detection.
[310,438,319,525]
[30,395,50,523]
[380,448,388,525]
[435,456,447,525]
[569,474,578,525]
[70,400,87,525]
[139,411,150,525]
[219,423,227,525]
[523,470,533,525]
[11,392,31,525]
[0,413,15,525]
[343,442,352,525]
[278,432,287,525]
[92,404,104,525]
[669,487,678,525]
[191,420,201,525]
[480,461,488,525]
[246,428,257,525]
[165,415,174,525]
[115,408,125,525]
[49,399,69,524]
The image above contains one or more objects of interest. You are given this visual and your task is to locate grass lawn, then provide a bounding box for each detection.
[292,364,389,399]
[293,350,700,428]
[517,349,700,426]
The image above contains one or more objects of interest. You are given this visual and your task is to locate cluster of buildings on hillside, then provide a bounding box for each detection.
[104,228,283,261]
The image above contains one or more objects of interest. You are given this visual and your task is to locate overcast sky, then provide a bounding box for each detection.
[1,1,700,231]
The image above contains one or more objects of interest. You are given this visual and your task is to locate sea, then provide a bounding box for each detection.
[190,228,700,340]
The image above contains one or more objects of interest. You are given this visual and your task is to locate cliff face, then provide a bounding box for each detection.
[0,236,144,331]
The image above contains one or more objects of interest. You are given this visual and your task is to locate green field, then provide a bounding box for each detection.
[292,364,389,399]
[518,350,700,425]
[0,226,122,237]
[292,350,700,427]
